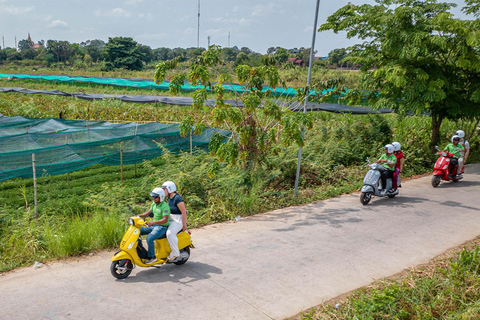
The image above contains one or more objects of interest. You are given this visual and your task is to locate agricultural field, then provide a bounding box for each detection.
[0,72,478,274]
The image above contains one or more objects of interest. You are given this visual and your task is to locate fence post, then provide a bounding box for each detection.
[190,130,193,155]
[66,136,70,187]
[120,142,123,183]
[32,153,38,219]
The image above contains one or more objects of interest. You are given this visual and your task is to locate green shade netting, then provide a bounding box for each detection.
[0,114,230,181]
[0,73,314,97]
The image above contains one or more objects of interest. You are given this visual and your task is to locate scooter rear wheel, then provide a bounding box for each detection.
[360,192,372,205]
[174,247,190,265]
[431,175,441,188]
[110,259,133,279]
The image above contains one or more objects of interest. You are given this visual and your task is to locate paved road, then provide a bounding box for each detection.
[2,164,480,320]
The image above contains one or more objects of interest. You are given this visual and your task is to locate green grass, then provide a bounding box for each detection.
[303,241,480,319]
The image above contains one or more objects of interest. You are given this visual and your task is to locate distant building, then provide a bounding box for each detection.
[288,57,304,66]
[27,32,42,50]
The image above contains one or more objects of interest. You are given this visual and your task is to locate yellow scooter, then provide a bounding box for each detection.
[110,216,194,279]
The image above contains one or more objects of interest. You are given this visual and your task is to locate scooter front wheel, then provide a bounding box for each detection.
[431,175,441,188]
[360,192,372,205]
[110,259,133,279]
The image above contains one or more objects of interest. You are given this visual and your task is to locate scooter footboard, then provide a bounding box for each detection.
[361,185,374,193]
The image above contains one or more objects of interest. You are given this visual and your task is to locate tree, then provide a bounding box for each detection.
[80,39,105,63]
[154,45,313,171]
[325,48,348,68]
[104,37,144,71]
[273,48,289,64]
[18,39,32,51]
[46,40,71,63]
[153,47,174,61]
[320,0,480,150]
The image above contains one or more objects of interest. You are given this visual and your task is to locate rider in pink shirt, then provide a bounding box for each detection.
[392,142,404,190]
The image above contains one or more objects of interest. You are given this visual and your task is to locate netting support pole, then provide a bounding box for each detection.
[66,136,70,187]
[190,130,193,155]
[120,142,124,183]
[32,153,38,219]
[134,164,137,178]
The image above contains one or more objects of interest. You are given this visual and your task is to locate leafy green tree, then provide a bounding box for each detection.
[221,47,239,62]
[186,47,205,61]
[17,39,32,51]
[104,37,144,71]
[273,48,289,64]
[235,52,249,66]
[154,45,313,170]
[80,39,105,63]
[320,0,480,149]
[138,45,153,64]
[46,40,71,63]
[326,48,348,68]
[153,47,174,61]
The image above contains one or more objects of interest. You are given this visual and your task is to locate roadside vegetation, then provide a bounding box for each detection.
[299,238,480,319]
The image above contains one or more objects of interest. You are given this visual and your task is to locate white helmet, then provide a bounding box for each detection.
[384,144,394,153]
[455,130,465,138]
[392,142,401,152]
[452,135,460,142]
[150,187,165,201]
[162,181,177,193]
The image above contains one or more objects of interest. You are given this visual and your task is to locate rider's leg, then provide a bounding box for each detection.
[145,225,167,259]
[392,167,399,189]
[458,157,464,174]
[166,214,183,259]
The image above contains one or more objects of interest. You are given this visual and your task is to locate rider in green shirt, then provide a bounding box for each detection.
[443,135,464,176]
[375,144,397,193]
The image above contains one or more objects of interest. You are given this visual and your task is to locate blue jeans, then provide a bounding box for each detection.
[140,225,167,258]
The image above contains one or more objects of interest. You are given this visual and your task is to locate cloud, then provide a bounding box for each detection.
[136,33,167,40]
[0,5,34,15]
[209,17,251,27]
[304,26,313,33]
[183,28,195,36]
[138,13,154,21]
[205,28,229,37]
[125,0,143,5]
[95,8,132,18]
[48,20,69,29]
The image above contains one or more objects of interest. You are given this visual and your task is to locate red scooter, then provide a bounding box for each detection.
[431,147,462,187]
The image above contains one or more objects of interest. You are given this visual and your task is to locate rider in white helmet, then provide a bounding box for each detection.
[391,142,404,190]
[162,181,188,261]
[137,187,171,264]
[375,144,397,192]
[455,130,470,175]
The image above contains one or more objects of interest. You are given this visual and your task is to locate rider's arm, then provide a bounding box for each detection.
[399,158,404,173]
[149,215,169,226]
[138,210,152,218]
[465,146,470,163]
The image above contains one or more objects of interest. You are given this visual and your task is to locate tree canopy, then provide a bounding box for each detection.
[320,0,480,147]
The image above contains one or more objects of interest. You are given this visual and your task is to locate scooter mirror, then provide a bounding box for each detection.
[435,145,439,150]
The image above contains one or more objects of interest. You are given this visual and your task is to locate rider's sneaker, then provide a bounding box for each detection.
[167,254,179,262]
[145,257,157,264]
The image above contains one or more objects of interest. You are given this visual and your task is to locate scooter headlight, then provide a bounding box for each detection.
[128,218,135,226]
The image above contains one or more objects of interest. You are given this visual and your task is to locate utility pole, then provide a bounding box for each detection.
[197,0,200,48]
[294,0,321,197]
[207,36,211,48]
[228,31,230,47]
[2,36,4,49]
[14,36,17,49]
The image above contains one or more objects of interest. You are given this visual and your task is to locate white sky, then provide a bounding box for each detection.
[0,0,471,56]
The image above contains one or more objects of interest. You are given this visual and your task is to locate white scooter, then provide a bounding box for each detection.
[360,160,399,205]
